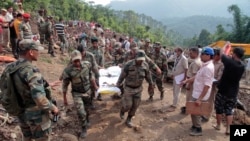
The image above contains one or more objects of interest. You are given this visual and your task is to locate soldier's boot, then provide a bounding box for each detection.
[125,115,133,128]
[120,111,125,120]
[51,52,56,57]
[97,94,102,101]
[80,126,87,138]
[86,115,91,127]
[160,91,164,100]
[146,96,153,102]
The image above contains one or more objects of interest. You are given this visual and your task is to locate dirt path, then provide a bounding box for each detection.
[2,51,248,141]
[49,81,231,141]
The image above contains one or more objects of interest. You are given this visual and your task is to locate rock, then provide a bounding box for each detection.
[61,133,78,141]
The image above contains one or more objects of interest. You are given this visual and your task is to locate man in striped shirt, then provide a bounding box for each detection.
[54,18,67,55]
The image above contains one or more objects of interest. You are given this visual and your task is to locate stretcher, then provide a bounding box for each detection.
[97,66,121,95]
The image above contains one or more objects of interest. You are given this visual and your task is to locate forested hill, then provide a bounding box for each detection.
[1,0,174,45]
[161,16,233,38]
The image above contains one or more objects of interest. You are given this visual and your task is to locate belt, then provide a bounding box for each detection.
[72,88,90,94]
[2,27,8,28]
[126,85,140,89]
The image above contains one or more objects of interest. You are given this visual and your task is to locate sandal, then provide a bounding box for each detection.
[212,125,221,130]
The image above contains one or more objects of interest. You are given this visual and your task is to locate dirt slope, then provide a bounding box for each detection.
[1,50,250,141]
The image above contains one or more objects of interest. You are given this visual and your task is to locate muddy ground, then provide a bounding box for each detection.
[1,50,250,141]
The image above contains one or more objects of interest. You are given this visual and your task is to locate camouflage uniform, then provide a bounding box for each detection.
[88,46,104,68]
[140,44,153,58]
[112,42,125,65]
[37,15,45,44]
[45,19,55,56]
[82,51,100,104]
[10,39,56,141]
[148,45,168,100]
[61,59,94,130]
[123,49,158,70]
[19,22,33,39]
[117,53,153,127]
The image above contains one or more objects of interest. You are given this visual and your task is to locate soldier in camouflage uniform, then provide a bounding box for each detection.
[112,42,125,65]
[147,42,168,101]
[19,13,33,40]
[123,41,161,76]
[77,44,100,108]
[122,42,161,97]
[37,10,45,44]
[117,51,154,128]
[140,38,153,58]
[44,16,56,57]
[88,37,104,101]
[9,39,58,141]
[61,50,98,138]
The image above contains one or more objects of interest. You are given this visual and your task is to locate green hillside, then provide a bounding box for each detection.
[162,16,233,38]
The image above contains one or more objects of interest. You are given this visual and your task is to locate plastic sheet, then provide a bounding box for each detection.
[97,66,121,95]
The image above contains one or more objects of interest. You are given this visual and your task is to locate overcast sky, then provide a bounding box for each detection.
[86,0,250,19]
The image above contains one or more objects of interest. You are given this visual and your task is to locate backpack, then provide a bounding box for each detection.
[121,41,128,49]
[39,22,49,34]
[0,62,31,116]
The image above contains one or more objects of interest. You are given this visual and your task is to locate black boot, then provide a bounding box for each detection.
[120,111,125,120]
[190,126,202,136]
[80,126,87,138]
[125,115,133,128]
[97,94,102,101]
[51,52,56,57]
[86,115,91,127]
[160,91,164,100]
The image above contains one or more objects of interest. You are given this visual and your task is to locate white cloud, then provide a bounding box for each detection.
[86,0,126,6]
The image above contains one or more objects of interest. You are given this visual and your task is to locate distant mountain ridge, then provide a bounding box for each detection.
[161,15,234,38]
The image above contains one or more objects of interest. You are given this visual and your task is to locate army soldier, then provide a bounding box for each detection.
[112,42,125,65]
[19,13,33,40]
[140,38,153,58]
[61,50,98,138]
[88,37,104,101]
[148,42,167,101]
[77,44,100,108]
[6,39,58,141]
[37,9,45,44]
[44,16,55,57]
[117,51,154,128]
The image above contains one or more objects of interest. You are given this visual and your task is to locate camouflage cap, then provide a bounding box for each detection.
[71,50,82,62]
[136,50,145,61]
[114,42,121,48]
[130,41,138,49]
[154,42,161,48]
[19,39,44,51]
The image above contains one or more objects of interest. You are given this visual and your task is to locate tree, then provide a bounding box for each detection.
[197,29,211,46]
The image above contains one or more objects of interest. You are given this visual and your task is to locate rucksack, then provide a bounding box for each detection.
[39,22,49,34]
[0,62,31,116]
[121,41,128,49]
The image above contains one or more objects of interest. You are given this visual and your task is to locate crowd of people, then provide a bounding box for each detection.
[0,2,248,141]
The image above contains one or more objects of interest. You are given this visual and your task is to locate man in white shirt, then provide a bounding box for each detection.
[183,47,214,136]
[6,6,13,21]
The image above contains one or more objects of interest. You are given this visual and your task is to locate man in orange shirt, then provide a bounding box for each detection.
[14,13,23,40]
